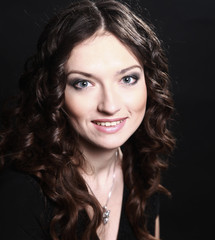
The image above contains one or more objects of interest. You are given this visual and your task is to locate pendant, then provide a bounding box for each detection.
[102,206,110,225]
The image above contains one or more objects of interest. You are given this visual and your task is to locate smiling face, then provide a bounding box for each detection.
[64,32,147,151]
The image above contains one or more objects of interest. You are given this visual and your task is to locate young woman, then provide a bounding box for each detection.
[0,1,175,239]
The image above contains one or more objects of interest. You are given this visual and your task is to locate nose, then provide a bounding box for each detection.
[97,85,121,115]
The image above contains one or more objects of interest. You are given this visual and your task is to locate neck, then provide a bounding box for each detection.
[82,147,118,178]
[77,138,121,190]
[80,146,122,226]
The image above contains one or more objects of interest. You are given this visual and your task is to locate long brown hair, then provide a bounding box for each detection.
[0,1,175,239]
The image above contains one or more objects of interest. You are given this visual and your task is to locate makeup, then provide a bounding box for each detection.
[91,118,127,134]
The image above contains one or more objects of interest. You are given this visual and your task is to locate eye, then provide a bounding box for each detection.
[69,79,93,90]
[121,75,139,85]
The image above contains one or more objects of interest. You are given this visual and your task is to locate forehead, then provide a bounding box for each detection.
[65,32,141,73]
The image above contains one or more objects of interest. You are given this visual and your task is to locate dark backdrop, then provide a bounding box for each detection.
[0,1,214,239]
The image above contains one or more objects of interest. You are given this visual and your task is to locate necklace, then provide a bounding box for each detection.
[86,150,118,225]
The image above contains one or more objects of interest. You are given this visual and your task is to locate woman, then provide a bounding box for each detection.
[0,0,175,239]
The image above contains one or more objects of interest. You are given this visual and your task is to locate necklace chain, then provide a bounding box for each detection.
[86,150,118,225]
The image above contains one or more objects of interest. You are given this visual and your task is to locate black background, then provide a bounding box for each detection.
[0,1,214,239]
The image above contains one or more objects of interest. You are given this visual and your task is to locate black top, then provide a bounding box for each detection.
[0,168,159,240]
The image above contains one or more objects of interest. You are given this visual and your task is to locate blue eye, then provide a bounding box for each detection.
[70,79,92,90]
[121,75,139,85]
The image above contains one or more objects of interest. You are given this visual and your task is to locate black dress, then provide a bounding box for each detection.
[0,168,159,240]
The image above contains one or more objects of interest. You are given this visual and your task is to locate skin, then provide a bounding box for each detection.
[64,32,147,153]
[63,31,157,239]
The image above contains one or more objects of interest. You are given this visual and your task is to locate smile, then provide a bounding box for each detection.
[92,118,127,134]
[93,120,124,127]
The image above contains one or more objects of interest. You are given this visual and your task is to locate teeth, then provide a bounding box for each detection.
[94,120,123,127]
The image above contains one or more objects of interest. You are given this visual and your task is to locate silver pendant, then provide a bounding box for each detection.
[102,206,110,224]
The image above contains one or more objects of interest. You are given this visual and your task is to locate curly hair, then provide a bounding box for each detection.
[0,0,175,239]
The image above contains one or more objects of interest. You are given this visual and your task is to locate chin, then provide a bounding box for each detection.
[93,138,130,150]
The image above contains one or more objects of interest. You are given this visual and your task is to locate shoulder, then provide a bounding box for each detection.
[145,192,160,217]
[0,168,44,210]
[0,168,52,240]
[0,167,41,195]
[145,192,160,236]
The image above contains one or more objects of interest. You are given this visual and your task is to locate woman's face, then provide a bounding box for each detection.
[64,32,147,150]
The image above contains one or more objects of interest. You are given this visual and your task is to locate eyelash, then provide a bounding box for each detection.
[68,79,92,90]
[121,74,139,85]
[68,74,140,90]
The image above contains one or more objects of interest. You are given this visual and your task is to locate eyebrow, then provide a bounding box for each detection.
[66,65,142,78]
[118,65,142,74]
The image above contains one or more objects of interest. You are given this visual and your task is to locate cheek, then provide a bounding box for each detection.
[64,92,86,121]
[127,88,147,116]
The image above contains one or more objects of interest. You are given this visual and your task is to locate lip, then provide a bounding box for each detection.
[91,117,127,134]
